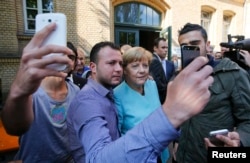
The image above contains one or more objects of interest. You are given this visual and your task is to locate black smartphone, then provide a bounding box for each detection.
[181,45,200,69]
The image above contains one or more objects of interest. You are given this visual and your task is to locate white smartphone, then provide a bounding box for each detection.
[181,45,200,69]
[35,13,67,71]
[209,129,229,146]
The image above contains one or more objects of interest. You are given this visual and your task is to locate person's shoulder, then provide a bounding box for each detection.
[68,88,105,123]
[217,58,241,71]
[114,81,126,94]
[145,79,156,85]
[71,83,102,111]
[166,60,174,66]
[72,74,88,89]
[151,53,159,60]
[145,79,158,89]
[67,78,81,90]
[215,59,250,81]
[78,79,106,101]
[150,55,161,67]
[220,57,237,65]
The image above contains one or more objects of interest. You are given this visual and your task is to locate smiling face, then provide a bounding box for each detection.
[76,47,86,73]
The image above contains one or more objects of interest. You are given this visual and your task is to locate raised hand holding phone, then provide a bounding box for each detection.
[35,13,67,71]
[181,45,200,69]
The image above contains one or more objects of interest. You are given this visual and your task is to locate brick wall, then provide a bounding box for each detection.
[0,0,114,103]
[0,59,20,103]
[0,0,248,104]
[0,1,19,56]
[170,0,245,51]
[0,1,20,103]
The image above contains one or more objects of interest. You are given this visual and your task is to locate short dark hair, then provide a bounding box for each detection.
[90,41,120,63]
[66,41,78,77]
[153,37,166,47]
[178,23,208,42]
[67,41,78,63]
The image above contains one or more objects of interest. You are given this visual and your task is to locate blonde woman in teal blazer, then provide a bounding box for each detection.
[114,47,169,163]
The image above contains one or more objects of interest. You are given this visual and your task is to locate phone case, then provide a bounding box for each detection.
[181,45,200,69]
[35,13,67,71]
[209,129,228,136]
[209,129,228,146]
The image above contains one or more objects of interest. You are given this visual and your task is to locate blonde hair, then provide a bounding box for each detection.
[122,47,152,68]
[121,44,132,54]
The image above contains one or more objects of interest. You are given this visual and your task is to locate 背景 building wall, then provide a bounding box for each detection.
[0,0,248,104]
[170,0,245,51]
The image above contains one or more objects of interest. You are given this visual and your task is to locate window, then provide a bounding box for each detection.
[201,11,211,36]
[115,3,160,27]
[23,0,53,32]
[116,30,139,46]
[222,15,232,42]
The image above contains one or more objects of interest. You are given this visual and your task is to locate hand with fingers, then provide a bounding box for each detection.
[162,56,214,128]
[16,22,73,95]
[239,50,250,67]
[204,131,241,148]
[1,23,74,135]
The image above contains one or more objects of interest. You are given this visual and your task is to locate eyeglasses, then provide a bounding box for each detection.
[68,55,76,61]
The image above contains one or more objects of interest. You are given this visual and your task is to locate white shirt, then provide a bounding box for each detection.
[161,59,167,75]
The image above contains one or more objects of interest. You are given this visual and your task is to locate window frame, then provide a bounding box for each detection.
[114,2,161,27]
[23,0,53,33]
[201,11,212,37]
[222,15,232,42]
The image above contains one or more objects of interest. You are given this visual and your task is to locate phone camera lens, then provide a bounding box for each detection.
[48,19,52,22]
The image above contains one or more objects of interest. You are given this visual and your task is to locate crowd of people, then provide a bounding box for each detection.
[1,21,250,163]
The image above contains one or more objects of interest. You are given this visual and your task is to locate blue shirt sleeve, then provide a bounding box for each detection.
[79,106,180,162]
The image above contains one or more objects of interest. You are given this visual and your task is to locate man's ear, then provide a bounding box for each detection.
[89,62,96,73]
[205,41,211,53]
[153,46,157,52]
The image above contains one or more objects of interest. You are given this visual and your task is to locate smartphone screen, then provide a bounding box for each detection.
[181,45,200,69]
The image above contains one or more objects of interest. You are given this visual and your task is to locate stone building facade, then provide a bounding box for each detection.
[0,0,249,104]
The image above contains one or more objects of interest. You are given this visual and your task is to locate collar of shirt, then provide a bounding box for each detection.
[66,74,73,82]
[88,78,113,100]
[207,54,220,68]
[107,90,114,102]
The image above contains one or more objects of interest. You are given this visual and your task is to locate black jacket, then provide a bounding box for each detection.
[149,53,175,104]
[72,74,87,89]
[177,57,250,163]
